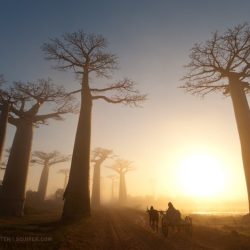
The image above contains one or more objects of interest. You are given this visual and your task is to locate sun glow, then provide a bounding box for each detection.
[175,153,227,198]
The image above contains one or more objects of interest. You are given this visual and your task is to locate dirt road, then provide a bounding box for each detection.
[60,208,216,250]
[1,208,250,249]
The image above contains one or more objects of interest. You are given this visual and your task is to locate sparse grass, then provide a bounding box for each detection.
[0,207,250,250]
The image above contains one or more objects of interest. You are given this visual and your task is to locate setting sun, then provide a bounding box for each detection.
[175,153,227,198]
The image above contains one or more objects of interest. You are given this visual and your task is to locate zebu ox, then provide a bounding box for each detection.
[147,206,159,232]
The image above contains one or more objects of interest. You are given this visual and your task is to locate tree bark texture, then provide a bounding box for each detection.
[0,120,33,216]
[63,173,68,190]
[62,73,92,220]
[229,76,250,212]
[0,103,9,162]
[37,164,49,201]
[119,173,127,205]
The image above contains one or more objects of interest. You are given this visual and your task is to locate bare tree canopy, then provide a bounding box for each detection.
[91,147,113,163]
[43,31,146,106]
[181,23,250,96]
[107,159,135,174]
[32,151,71,166]
[8,78,77,126]
[43,31,118,77]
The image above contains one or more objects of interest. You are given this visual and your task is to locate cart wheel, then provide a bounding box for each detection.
[161,219,168,237]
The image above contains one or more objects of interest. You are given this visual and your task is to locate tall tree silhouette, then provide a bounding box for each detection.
[107,175,118,202]
[0,149,10,172]
[0,75,8,162]
[58,168,70,190]
[0,79,75,216]
[91,147,113,208]
[107,159,134,205]
[0,76,21,162]
[32,151,71,201]
[181,23,250,212]
[43,31,146,219]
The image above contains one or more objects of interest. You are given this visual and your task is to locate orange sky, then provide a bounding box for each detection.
[0,0,250,212]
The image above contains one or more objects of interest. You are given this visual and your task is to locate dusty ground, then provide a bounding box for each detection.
[0,207,250,250]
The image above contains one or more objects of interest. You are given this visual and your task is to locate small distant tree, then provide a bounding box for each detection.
[58,168,70,190]
[43,31,146,219]
[107,175,118,202]
[0,79,76,216]
[181,23,250,212]
[107,159,135,205]
[32,151,71,201]
[91,147,113,208]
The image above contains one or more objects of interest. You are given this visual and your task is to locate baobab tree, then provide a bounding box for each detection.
[0,76,21,162]
[43,31,146,219]
[32,151,71,201]
[0,75,8,161]
[107,175,118,202]
[0,79,76,216]
[181,23,250,212]
[91,147,113,208]
[58,168,70,190]
[107,159,135,205]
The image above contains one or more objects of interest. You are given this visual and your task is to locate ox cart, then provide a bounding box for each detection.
[160,211,192,237]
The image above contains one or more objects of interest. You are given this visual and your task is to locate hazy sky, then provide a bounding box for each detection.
[1,0,250,210]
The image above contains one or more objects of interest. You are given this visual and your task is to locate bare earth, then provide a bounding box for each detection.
[0,208,250,250]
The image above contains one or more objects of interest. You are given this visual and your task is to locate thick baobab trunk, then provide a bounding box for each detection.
[0,120,33,216]
[0,103,9,161]
[37,164,49,201]
[111,179,115,201]
[91,163,101,208]
[63,172,68,190]
[119,173,127,205]
[62,73,92,220]
[229,77,250,212]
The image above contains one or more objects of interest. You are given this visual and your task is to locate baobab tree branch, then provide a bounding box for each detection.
[32,151,71,166]
[33,112,64,123]
[92,94,147,107]
[106,165,121,174]
[42,39,84,70]
[7,115,18,126]
[91,148,113,163]
[49,156,71,166]
[180,83,229,97]
[90,79,139,93]
[66,79,140,96]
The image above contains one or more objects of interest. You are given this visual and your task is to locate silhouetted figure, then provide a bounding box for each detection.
[161,203,192,237]
[165,202,181,225]
[147,206,159,231]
